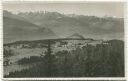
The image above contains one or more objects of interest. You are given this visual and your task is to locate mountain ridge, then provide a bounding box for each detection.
[3,10,124,42]
[3,16,58,43]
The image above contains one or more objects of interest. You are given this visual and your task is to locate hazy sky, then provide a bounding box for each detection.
[3,2,124,17]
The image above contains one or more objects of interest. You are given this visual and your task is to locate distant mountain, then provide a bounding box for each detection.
[3,10,27,21]
[3,16,57,43]
[17,11,124,40]
[18,11,65,25]
[67,33,85,39]
[3,10,124,43]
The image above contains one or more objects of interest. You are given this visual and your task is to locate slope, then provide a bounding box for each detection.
[3,16,57,43]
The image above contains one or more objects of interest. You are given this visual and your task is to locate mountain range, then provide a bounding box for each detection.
[3,10,124,43]
[3,11,58,43]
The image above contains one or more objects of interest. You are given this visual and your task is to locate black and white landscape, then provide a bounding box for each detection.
[3,2,124,77]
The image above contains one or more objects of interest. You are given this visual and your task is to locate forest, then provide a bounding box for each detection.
[4,40,124,77]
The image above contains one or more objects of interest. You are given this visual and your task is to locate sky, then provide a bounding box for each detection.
[3,1,124,18]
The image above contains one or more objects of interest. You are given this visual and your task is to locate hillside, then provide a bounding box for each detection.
[18,11,124,40]
[3,10,124,43]
[67,33,85,39]
[3,10,27,21]
[3,16,57,43]
[4,39,124,77]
